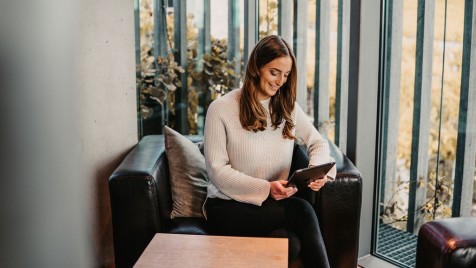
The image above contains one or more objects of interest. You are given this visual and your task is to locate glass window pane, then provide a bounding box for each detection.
[375,0,471,267]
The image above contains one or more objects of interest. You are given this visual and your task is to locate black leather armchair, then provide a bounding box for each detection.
[416,217,476,268]
[109,135,362,268]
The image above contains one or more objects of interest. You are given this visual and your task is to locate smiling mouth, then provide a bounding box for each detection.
[269,83,280,90]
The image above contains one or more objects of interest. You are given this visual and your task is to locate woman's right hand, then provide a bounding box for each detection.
[269,180,298,200]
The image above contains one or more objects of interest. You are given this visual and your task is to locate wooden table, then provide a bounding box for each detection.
[134,233,288,268]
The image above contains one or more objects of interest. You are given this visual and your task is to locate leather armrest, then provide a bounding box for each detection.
[318,175,362,268]
[109,136,166,268]
[318,142,362,268]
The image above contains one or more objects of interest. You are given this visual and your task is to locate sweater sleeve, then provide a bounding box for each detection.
[294,103,337,180]
[204,100,271,206]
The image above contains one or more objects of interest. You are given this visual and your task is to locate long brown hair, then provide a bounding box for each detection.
[239,35,297,140]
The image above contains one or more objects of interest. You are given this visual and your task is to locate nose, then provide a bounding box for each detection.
[276,75,284,86]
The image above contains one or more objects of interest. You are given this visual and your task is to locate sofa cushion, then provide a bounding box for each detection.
[164,126,208,218]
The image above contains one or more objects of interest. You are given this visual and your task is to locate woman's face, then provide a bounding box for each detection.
[257,56,292,100]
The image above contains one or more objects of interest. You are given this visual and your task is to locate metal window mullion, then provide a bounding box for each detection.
[197,0,210,135]
[278,0,293,47]
[314,0,331,134]
[381,0,403,210]
[135,0,143,138]
[244,0,258,67]
[153,0,168,132]
[228,0,241,86]
[135,0,141,70]
[197,0,211,70]
[154,0,168,58]
[204,0,211,54]
[407,0,435,233]
[346,0,360,164]
[294,0,308,111]
[335,0,350,153]
[173,0,188,133]
[453,0,476,217]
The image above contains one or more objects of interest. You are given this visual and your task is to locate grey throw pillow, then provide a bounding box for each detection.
[164,126,208,218]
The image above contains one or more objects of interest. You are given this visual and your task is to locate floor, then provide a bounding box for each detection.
[358,255,399,268]
[357,223,418,268]
[377,223,418,267]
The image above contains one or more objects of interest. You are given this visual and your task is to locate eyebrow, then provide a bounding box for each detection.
[269,68,291,74]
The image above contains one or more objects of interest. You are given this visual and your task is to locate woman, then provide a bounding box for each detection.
[204,35,336,268]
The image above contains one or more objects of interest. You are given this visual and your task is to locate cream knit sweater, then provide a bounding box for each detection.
[204,89,336,206]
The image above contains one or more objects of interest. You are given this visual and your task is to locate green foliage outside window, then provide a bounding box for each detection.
[137,1,241,134]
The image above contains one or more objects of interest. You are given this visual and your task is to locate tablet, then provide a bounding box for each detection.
[285,162,336,188]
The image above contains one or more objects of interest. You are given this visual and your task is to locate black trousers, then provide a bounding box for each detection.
[205,196,330,268]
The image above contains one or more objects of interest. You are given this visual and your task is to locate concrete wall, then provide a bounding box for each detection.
[78,0,138,266]
[356,0,381,257]
[0,0,137,267]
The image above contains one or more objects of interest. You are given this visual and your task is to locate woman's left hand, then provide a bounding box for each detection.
[308,176,328,192]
